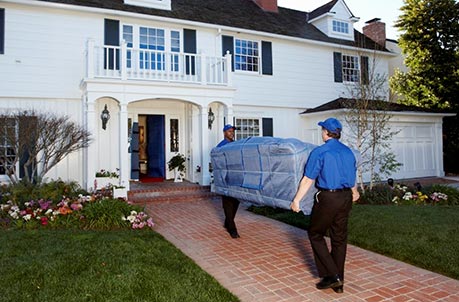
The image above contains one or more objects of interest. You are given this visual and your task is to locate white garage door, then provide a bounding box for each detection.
[390,124,438,179]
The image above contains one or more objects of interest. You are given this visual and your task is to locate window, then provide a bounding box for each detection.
[235,118,260,140]
[332,20,349,34]
[0,118,16,175]
[170,119,179,152]
[342,55,360,83]
[170,30,180,72]
[123,25,133,68]
[139,27,165,70]
[235,39,259,72]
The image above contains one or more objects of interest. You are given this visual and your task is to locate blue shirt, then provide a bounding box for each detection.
[304,139,356,190]
[217,138,233,148]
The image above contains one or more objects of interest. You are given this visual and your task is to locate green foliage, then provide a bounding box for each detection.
[167,153,187,173]
[0,230,239,302]
[80,199,141,230]
[0,179,87,205]
[424,184,459,205]
[390,0,459,109]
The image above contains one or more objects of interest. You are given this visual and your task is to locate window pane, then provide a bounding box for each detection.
[170,119,179,152]
[234,38,260,73]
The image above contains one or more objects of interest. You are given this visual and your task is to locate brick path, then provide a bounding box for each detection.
[145,199,459,302]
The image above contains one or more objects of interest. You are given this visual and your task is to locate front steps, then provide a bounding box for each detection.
[128,181,219,204]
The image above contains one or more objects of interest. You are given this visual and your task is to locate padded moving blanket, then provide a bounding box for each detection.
[210,137,318,215]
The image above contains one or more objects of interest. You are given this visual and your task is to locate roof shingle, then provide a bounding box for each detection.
[36,0,387,51]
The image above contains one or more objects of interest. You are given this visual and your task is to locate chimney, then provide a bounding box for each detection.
[363,18,386,47]
[253,0,278,13]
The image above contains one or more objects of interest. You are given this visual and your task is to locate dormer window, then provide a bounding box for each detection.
[332,20,349,34]
[124,0,171,11]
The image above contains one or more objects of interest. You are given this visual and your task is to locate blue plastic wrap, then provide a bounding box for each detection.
[211,137,318,215]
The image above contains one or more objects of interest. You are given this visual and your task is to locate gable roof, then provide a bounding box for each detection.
[308,0,355,21]
[35,0,387,52]
[300,98,450,115]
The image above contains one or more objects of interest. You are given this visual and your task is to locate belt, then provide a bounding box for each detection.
[317,187,351,192]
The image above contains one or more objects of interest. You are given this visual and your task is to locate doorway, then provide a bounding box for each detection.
[138,114,166,182]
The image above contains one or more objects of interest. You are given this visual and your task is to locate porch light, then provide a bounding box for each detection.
[208,108,215,129]
[101,104,110,130]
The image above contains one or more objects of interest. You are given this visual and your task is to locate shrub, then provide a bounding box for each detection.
[424,185,459,205]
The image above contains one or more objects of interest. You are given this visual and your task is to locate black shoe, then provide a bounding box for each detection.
[229,230,240,238]
[316,275,343,290]
[332,285,343,293]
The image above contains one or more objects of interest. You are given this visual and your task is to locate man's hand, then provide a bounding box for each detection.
[290,201,301,213]
[352,187,360,202]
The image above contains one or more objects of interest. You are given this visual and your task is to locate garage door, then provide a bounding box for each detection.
[390,124,438,179]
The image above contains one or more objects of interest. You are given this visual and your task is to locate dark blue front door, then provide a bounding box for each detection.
[146,115,166,178]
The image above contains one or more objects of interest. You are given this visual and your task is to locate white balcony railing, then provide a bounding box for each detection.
[86,39,232,86]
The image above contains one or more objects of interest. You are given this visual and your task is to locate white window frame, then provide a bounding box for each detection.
[234,38,261,74]
[234,118,261,140]
[332,20,350,34]
[342,54,360,83]
[0,118,17,178]
[120,23,183,72]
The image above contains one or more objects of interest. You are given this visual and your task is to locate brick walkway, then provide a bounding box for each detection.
[145,199,459,302]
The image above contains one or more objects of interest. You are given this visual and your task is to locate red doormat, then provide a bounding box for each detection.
[140,177,164,183]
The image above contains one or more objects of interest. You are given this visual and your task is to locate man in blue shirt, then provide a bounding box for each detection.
[291,117,359,294]
[217,124,240,238]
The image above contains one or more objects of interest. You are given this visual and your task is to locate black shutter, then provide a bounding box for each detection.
[0,9,4,54]
[222,35,234,71]
[361,56,369,85]
[333,52,343,83]
[184,29,196,75]
[104,19,120,70]
[261,41,273,75]
[262,118,273,137]
[130,122,140,180]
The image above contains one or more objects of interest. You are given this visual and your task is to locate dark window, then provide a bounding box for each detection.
[170,119,179,152]
[0,9,5,54]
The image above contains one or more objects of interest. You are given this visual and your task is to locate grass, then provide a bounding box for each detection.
[248,204,459,279]
[0,229,239,302]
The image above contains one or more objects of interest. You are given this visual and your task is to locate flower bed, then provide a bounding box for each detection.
[0,193,154,230]
[358,182,459,206]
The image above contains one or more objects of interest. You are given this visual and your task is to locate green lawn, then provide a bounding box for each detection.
[248,205,459,279]
[0,229,239,302]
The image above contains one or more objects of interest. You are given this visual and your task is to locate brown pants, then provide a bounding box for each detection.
[222,195,240,232]
[308,190,353,280]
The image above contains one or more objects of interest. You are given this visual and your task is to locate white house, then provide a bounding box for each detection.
[0,0,452,190]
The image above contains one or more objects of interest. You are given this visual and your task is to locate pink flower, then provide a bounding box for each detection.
[40,217,48,226]
[146,218,155,228]
[70,203,83,211]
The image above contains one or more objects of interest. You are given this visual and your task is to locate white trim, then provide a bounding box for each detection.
[307,12,335,24]
[124,0,171,11]
[2,0,395,57]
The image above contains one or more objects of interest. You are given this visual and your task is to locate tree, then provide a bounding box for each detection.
[342,54,402,192]
[390,0,459,109]
[0,111,92,184]
[390,0,459,173]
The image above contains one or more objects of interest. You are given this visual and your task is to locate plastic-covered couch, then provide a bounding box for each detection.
[211,137,318,215]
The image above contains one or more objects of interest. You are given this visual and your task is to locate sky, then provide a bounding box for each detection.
[277,0,404,39]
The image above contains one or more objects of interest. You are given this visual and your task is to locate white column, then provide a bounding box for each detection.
[120,40,127,80]
[119,103,130,190]
[200,106,211,185]
[200,52,207,85]
[86,39,95,79]
[85,99,97,190]
[226,105,234,126]
[225,51,233,86]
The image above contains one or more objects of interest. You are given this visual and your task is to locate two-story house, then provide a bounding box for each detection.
[0,0,451,190]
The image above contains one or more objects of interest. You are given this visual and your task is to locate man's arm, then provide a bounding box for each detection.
[290,176,315,213]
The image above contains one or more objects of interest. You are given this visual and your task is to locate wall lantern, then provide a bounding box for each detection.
[101,104,110,130]
[208,108,215,129]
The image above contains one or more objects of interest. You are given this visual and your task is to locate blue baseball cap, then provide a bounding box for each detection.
[318,117,342,133]
[223,124,236,132]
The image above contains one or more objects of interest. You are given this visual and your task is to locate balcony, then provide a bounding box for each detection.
[85,39,232,86]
